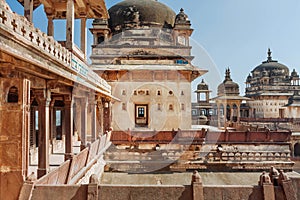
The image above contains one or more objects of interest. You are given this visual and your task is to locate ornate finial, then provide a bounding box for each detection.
[267,48,272,61]
[225,68,232,81]
[180,8,184,12]
[201,79,205,83]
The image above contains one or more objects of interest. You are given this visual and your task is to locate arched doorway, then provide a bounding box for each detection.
[294,143,300,157]
[226,104,231,121]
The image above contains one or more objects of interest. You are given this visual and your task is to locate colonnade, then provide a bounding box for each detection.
[29,88,111,178]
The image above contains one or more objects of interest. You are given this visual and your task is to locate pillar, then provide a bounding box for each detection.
[47,15,54,36]
[93,33,98,45]
[217,104,220,128]
[80,98,88,150]
[96,101,103,136]
[87,174,99,200]
[237,104,241,123]
[104,31,109,42]
[262,183,275,200]
[64,96,73,161]
[91,101,97,142]
[191,171,204,200]
[74,100,81,140]
[230,106,233,122]
[49,100,56,152]
[24,0,33,22]
[103,99,111,133]
[66,0,74,50]
[36,89,51,178]
[223,103,227,128]
[80,16,87,56]
[206,91,209,102]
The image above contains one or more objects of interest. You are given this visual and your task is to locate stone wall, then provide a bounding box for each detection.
[28,183,293,200]
[99,185,191,200]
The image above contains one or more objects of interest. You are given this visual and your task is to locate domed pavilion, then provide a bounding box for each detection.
[245,49,300,118]
[90,0,207,131]
[212,68,249,128]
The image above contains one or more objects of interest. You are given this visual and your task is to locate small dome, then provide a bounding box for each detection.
[175,8,190,24]
[252,49,289,76]
[217,68,239,96]
[197,79,209,90]
[291,69,299,77]
[246,74,252,82]
[108,0,176,32]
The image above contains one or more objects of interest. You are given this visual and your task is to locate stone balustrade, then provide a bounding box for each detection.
[105,149,182,161]
[0,3,111,93]
[203,151,291,162]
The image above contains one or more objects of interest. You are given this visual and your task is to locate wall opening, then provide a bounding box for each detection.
[7,86,18,103]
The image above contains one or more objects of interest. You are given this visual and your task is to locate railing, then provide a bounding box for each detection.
[240,117,300,123]
[35,134,110,185]
[203,151,291,162]
[0,2,111,93]
[110,129,292,145]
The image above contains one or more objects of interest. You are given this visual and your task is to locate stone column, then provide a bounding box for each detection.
[66,0,74,50]
[237,104,241,123]
[36,89,51,178]
[64,96,74,161]
[223,103,227,128]
[80,98,88,150]
[93,33,98,45]
[91,100,97,142]
[80,16,87,56]
[47,15,54,37]
[217,104,220,128]
[24,0,33,22]
[206,91,209,102]
[103,99,111,133]
[259,171,275,200]
[96,101,103,136]
[191,171,204,200]
[88,174,99,200]
[49,100,56,152]
[61,108,66,142]
[104,31,109,42]
[278,170,297,200]
[74,100,81,140]
[230,106,233,122]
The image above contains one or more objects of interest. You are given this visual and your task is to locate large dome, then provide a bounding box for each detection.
[252,49,289,76]
[108,0,176,31]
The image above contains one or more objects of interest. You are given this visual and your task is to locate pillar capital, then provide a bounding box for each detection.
[34,89,51,106]
[64,94,74,105]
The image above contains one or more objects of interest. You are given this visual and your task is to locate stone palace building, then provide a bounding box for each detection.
[0,0,300,199]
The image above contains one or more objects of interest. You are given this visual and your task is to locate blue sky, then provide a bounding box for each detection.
[6,0,300,99]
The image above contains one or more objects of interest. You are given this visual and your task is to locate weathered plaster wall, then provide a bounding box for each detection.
[111,81,192,131]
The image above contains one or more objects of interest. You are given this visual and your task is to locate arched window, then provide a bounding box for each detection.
[294,143,300,157]
[7,86,18,103]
